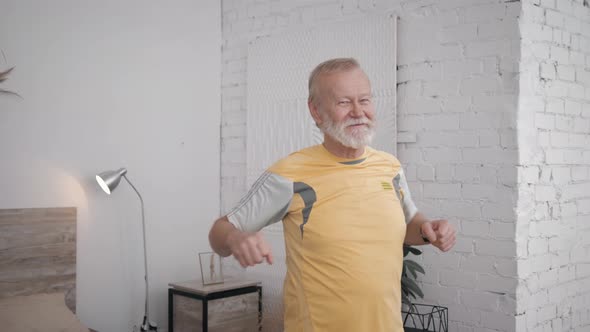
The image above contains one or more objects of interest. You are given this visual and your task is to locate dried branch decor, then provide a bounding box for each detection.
[0,50,20,98]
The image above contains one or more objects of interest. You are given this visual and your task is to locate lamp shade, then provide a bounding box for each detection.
[96,168,127,195]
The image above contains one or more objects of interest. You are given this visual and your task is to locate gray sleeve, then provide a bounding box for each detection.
[397,169,419,224]
[227,171,293,232]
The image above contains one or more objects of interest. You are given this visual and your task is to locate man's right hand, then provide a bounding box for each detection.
[226,229,274,268]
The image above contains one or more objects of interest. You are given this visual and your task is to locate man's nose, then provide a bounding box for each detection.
[350,101,364,117]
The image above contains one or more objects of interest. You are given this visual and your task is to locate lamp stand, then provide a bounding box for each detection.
[123,175,157,332]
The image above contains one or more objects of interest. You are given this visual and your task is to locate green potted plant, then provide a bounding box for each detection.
[402,245,425,305]
[401,245,449,332]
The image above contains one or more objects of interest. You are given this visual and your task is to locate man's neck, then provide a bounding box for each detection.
[322,136,365,159]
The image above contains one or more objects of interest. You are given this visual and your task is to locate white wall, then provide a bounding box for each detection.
[518,0,590,330]
[220,0,520,331]
[0,1,221,331]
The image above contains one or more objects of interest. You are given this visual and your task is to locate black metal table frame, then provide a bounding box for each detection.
[168,285,262,332]
[402,303,448,332]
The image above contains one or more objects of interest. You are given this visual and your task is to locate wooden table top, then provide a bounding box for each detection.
[169,278,261,295]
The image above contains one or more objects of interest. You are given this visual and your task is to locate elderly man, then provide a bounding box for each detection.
[209,58,456,331]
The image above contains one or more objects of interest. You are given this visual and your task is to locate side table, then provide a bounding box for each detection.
[168,278,262,332]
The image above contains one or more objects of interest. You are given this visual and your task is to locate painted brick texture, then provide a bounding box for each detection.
[517,0,590,331]
[220,0,589,331]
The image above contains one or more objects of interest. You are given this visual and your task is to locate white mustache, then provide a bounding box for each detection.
[345,118,372,127]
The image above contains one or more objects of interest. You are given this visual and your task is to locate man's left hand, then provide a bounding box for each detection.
[420,220,456,252]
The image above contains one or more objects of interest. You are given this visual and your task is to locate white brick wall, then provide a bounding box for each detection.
[518,0,590,331]
[218,0,586,331]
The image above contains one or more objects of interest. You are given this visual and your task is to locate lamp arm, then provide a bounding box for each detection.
[123,174,152,328]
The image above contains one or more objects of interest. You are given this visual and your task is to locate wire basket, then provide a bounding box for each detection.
[402,303,448,332]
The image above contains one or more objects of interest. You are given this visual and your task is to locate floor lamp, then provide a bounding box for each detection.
[96,168,157,332]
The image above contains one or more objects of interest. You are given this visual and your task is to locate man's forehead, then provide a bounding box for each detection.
[319,67,368,79]
[319,69,372,93]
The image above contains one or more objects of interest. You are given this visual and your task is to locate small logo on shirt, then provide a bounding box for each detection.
[381,182,393,190]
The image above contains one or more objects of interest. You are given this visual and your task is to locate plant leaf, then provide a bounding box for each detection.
[403,278,424,299]
[0,67,14,82]
[401,292,410,304]
[0,89,22,98]
[404,260,425,278]
[406,246,422,256]
[406,264,418,279]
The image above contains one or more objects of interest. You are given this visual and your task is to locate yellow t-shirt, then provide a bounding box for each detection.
[228,144,417,332]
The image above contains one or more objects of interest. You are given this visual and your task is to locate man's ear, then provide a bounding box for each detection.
[308,99,323,127]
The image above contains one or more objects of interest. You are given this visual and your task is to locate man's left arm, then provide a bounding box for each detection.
[404,212,456,252]
[396,167,456,251]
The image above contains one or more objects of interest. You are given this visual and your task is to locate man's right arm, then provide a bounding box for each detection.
[209,216,274,267]
[209,216,238,257]
[209,171,293,267]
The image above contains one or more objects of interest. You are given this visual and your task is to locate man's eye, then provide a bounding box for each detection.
[338,100,350,105]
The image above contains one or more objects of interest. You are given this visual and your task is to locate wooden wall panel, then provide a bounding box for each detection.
[0,207,76,300]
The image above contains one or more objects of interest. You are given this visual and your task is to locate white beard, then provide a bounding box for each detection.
[320,115,376,149]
